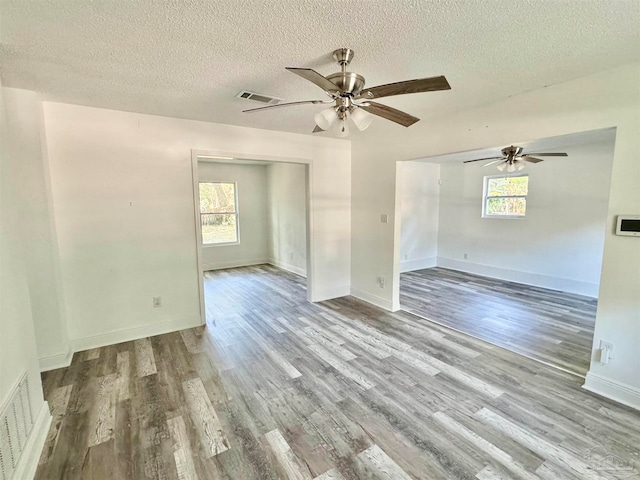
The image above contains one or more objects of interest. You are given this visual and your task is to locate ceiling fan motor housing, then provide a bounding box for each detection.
[502,145,524,163]
[326,72,366,97]
[326,48,366,98]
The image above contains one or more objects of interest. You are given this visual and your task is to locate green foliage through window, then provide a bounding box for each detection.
[199,182,238,244]
[483,175,528,217]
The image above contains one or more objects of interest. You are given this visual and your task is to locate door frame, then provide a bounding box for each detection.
[190,149,314,325]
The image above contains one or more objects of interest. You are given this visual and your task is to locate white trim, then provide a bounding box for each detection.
[583,372,640,411]
[400,256,437,273]
[191,149,316,307]
[191,152,206,326]
[202,258,269,271]
[71,315,201,352]
[311,285,350,303]
[350,287,398,312]
[11,401,52,480]
[304,161,315,303]
[436,256,599,298]
[39,347,73,372]
[268,258,307,277]
[203,241,240,247]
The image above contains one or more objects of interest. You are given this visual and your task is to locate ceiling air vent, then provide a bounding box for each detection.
[236,91,283,105]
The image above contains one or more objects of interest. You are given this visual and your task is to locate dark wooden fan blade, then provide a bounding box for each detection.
[521,156,544,163]
[525,152,568,156]
[358,76,451,100]
[286,68,342,94]
[462,156,504,164]
[482,159,505,167]
[359,101,419,127]
[313,125,324,133]
[243,99,329,113]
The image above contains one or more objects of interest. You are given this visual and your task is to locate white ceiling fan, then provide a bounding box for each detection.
[463,145,568,172]
[243,48,451,137]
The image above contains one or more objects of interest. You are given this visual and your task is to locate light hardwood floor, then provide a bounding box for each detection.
[37,265,638,479]
[400,268,597,376]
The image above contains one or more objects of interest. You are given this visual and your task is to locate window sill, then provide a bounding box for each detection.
[203,242,240,247]
[481,215,526,220]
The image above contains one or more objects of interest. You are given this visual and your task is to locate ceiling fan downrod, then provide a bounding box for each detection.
[333,48,354,72]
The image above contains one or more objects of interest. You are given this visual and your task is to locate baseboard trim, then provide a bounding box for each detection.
[202,258,268,271]
[71,315,202,352]
[12,401,52,480]
[268,258,307,277]
[583,372,640,411]
[39,347,73,372]
[400,256,437,273]
[350,287,394,311]
[436,257,599,298]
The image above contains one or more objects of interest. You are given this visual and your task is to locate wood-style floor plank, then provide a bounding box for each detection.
[36,265,639,480]
[134,337,157,377]
[357,444,413,479]
[264,428,314,480]
[182,377,229,458]
[167,415,198,480]
[400,267,596,375]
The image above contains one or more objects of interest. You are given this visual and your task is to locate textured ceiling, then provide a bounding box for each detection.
[1,1,639,136]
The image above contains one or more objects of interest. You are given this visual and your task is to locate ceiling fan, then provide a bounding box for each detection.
[243,48,451,136]
[463,145,568,172]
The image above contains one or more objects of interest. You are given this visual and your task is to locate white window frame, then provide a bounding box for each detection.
[482,173,528,219]
[199,181,240,246]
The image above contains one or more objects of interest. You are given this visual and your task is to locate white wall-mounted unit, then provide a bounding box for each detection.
[616,215,640,237]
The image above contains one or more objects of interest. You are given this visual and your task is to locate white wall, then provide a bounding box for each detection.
[399,162,440,273]
[267,162,307,277]
[351,62,640,408]
[2,88,70,371]
[199,162,269,270]
[1,86,51,478]
[43,102,351,352]
[435,139,614,297]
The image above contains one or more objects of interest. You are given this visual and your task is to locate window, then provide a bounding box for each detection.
[482,174,528,218]
[199,182,239,244]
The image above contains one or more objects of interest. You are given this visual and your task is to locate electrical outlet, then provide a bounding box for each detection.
[378,276,385,288]
[464,253,468,260]
[404,254,409,260]
[599,340,614,364]
[153,296,162,308]
[380,214,388,224]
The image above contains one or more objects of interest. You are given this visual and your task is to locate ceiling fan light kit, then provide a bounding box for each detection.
[350,107,374,131]
[314,107,339,130]
[496,161,525,173]
[243,48,451,137]
[464,145,568,171]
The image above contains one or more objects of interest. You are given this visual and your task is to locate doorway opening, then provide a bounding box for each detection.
[191,152,311,327]
[395,128,616,376]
